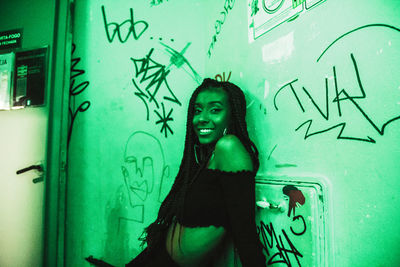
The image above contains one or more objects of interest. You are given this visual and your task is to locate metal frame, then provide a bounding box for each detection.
[44,0,72,266]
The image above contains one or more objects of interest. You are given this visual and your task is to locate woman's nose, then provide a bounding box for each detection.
[198,111,209,122]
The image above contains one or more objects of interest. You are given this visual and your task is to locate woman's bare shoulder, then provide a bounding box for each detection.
[213,135,253,172]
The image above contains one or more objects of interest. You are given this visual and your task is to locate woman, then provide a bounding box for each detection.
[126,78,266,266]
[87,78,265,266]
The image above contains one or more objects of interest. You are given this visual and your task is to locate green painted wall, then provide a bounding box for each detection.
[68,0,400,266]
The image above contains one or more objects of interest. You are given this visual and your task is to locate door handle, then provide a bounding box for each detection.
[16,164,44,183]
[16,164,43,174]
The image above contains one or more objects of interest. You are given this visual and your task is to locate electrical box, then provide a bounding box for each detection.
[255,177,330,267]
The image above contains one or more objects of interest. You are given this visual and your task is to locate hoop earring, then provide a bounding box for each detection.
[223,128,227,136]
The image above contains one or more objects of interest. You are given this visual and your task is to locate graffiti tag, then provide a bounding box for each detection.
[207,0,235,57]
[131,48,181,137]
[273,24,400,143]
[258,215,306,266]
[101,5,149,43]
[69,43,91,146]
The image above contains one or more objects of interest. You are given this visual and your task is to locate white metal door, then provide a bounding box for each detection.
[0,108,48,266]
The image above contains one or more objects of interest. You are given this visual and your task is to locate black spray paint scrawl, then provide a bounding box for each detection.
[283,185,305,217]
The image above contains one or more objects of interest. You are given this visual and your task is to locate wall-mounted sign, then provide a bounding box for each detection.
[0,29,23,50]
[0,52,15,110]
[13,47,48,107]
[248,0,327,42]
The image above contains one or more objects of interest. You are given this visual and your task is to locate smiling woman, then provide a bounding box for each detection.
[126,78,266,267]
[87,78,266,267]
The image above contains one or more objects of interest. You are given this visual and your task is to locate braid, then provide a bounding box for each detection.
[140,78,260,250]
[222,80,260,171]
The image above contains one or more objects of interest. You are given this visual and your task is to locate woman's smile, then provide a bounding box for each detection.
[198,128,214,135]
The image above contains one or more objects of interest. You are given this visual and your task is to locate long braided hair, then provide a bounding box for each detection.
[139,78,259,251]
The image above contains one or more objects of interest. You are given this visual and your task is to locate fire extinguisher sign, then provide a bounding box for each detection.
[0,29,23,50]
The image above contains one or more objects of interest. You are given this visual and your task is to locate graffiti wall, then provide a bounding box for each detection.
[204,0,400,266]
[67,0,400,266]
[67,1,205,266]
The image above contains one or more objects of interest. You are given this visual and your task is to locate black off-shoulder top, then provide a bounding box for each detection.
[176,168,266,267]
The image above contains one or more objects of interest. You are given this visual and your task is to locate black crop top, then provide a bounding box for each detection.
[177,168,266,267]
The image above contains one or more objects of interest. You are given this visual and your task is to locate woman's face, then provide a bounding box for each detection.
[192,87,231,145]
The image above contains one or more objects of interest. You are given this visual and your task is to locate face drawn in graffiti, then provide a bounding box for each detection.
[283,185,305,217]
[121,131,170,223]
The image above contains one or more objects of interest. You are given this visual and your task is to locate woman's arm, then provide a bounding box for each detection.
[213,135,266,267]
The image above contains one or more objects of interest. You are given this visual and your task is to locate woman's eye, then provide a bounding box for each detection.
[210,108,221,114]
[194,108,201,114]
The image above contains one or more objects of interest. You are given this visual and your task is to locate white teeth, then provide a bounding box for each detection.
[199,129,213,134]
